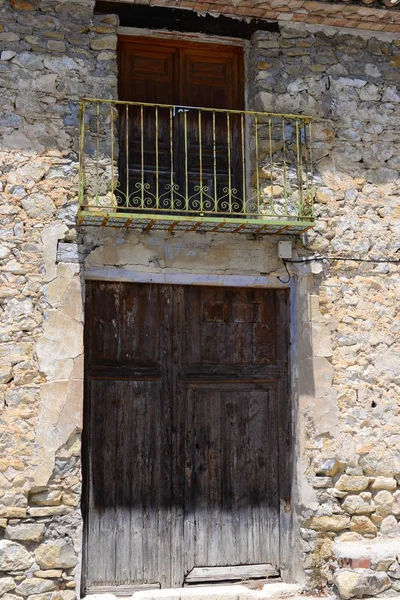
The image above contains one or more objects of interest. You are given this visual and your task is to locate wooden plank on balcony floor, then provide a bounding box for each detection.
[210,222,226,233]
[168,221,180,232]
[272,225,291,235]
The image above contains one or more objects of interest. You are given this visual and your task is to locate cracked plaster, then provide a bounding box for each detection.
[34,226,83,486]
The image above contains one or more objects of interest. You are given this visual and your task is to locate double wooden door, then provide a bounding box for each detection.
[118,38,244,212]
[83,282,290,592]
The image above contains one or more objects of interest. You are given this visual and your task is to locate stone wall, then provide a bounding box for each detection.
[0,0,399,598]
[0,0,118,597]
[249,25,400,597]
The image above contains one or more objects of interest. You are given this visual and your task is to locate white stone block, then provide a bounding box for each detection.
[258,583,302,599]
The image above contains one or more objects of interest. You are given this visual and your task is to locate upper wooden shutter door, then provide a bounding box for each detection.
[179,43,244,211]
[119,42,178,206]
[118,38,244,212]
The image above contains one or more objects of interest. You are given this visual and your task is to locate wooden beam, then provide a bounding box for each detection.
[85,584,160,595]
[188,221,202,232]
[185,564,279,584]
[144,219,156,231]
[210,222,226,233]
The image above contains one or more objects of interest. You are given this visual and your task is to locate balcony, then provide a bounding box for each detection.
[77,99,315,235]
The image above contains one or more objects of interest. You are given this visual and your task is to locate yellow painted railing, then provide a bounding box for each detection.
[78,98,315,234]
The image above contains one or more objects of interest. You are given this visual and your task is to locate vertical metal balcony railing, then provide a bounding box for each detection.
[77,99,315,234]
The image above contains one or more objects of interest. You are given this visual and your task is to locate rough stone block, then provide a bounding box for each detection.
[342,495,375,515]
[15,577,56,595]
[5,523,45,542]
[0,32,20,42]
[33,570,63,579]
[380,516,400,536]
[57,592,76,600]
[29,490,62,507]
[0,508,27,519]
[0,577,16,596]
[336,475,369,492]
[28,506,67,517]
[371,477,397,491]
[0,366,13,384]
[312,477,332,489]
[388,562,400,580]
[315,459,340,477]
[1,51,16,61]
[374,490,395,518]
[11,0,38,9]
[0,540,33,572]
[35,540,78,570]
[350,516,377,536]
[1,492,27,508]
[22,193,55,219]
[307,515,350,531]
[90,35,117,51]
[2,594,20,600]
[27,594,56,600]
[337,532,363,543]
[47,40,66,52]
[334,570,391,600]
[374,559,396,571]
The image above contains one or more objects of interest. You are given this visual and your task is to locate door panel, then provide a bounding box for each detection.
[185,384,280,569]
[84,282,290,592]
[185,287,277,365]
[86,281,161,366]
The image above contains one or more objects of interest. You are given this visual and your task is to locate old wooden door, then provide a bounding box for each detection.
[118,38,244,212]
[83,282,290,592]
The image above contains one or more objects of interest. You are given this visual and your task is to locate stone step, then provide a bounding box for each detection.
[86,583,304,600]
[133,583,303,600]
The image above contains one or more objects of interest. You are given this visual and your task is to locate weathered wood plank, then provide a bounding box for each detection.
[85,584,160,595]
[185,564,279,583]
[276,289,292,581]
[90,378,118,586]
[170,285,186,587]
[129,382,150,584]
[183,364,282,382]
[157,285,173,587]
[115,382,133,585]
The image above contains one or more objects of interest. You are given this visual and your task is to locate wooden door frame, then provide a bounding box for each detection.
[117,27,248,50]
[81,270,296,595]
